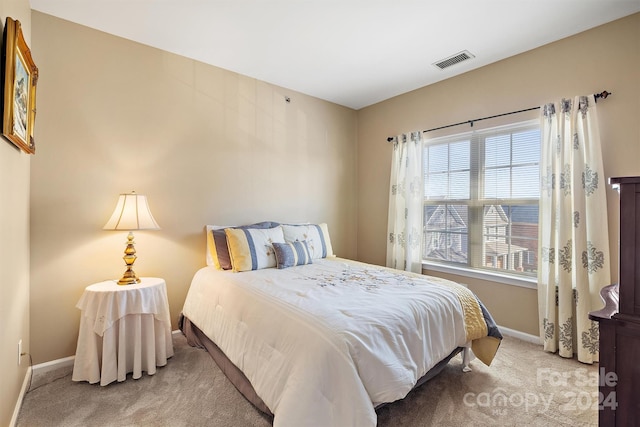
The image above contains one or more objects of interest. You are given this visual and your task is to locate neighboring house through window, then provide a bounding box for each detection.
[423,120,540,279]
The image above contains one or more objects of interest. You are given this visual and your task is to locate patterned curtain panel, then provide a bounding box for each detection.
[387,132,423,273]
[538,95,611,364]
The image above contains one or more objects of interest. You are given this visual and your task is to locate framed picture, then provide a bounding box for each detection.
[2,17,38,154]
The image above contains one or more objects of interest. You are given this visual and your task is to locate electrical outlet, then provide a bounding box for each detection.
[18,339,22,365]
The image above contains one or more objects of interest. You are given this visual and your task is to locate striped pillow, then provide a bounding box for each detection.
[272,241,313,269]
[225,226,285,272]
[207,221,280,269]
[281,223,334,259]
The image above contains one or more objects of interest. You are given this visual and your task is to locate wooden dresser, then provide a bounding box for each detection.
[590,176,640,425]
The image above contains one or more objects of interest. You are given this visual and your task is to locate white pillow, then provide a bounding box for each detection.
[281,223,334,259]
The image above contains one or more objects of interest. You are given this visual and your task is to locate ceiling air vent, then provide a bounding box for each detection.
[433,50,475,70]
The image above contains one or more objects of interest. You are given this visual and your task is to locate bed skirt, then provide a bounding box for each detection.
[180,315,273,415]
[180,314,463,415]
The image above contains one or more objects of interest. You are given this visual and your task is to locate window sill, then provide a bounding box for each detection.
[421,261,537,289]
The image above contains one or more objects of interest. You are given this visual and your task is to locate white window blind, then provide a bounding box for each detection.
[423,120,540,277]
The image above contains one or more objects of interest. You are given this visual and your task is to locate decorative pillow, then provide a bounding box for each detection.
[281,223,334,259]
[205,225,230,268]
[225,226,286,272]
[206,221,279,269]
[272,241,313,269]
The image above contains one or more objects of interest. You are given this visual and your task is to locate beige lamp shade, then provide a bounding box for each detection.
[103,192,160,231]
[104,191,160,285]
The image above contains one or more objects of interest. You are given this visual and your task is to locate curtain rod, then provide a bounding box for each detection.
[386,90,612,142]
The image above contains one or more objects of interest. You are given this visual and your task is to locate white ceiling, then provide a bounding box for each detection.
[30,1,640,110]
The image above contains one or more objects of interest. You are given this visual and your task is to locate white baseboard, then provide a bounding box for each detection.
[12,353,76,426]
[31,355,75,378]
[10,366,32,427]
[498,325,541,344]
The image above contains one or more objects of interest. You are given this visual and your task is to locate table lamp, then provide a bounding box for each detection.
[103,191,160,285]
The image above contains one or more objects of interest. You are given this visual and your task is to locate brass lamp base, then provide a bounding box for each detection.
[118,268,141,285]
[118,231,141,285]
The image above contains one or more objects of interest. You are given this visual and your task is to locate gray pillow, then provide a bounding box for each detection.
[272,241,313,269]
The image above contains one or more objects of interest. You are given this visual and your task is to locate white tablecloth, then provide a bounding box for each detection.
[72,277,174,386]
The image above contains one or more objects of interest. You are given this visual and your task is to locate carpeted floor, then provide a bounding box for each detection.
[17,333,598,426]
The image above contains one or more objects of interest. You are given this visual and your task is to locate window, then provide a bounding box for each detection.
[423,120,540,277]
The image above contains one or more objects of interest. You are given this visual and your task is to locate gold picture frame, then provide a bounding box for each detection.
[2,17,38,154]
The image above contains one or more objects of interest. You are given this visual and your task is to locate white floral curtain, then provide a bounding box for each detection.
[538,95,611,364]
[387,131,423,273]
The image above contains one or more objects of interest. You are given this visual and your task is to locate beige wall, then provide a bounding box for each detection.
[1,2,33,425]
[29,11,358,364]
[357,13,640,336]
[25,11,640,367]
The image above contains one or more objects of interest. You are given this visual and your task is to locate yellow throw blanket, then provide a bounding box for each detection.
[446,283,501,366]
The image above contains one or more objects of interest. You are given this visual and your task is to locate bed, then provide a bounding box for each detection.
[181,222,502,427]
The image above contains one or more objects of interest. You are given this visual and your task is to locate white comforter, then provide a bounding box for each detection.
[182,257,470,427]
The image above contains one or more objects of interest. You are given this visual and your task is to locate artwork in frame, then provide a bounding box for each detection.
[2,17,38,154]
